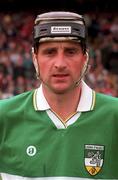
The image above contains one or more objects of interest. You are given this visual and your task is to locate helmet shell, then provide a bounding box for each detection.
[33,11,86,43]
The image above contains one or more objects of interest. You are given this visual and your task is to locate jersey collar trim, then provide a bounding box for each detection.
[33,84,50,111]
[33,81,96,112]
[77,81,95,112]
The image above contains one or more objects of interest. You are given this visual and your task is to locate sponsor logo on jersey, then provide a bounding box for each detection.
[26,145,37,156]
[84,144,105,176]
[51,26,71,34]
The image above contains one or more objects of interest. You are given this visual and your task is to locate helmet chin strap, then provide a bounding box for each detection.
[75,52,89,87]
[32,47,40,79]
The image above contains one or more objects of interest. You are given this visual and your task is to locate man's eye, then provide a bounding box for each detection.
[65,48,79,55]
[43,49,56,56]
[68,50,76,54]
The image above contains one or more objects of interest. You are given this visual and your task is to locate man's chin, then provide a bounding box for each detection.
[42,82,76,94]
[50,85,74,94]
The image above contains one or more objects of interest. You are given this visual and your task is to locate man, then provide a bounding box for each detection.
[0,11,118,180]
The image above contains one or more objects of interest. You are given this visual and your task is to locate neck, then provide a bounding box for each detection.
[42,84,82,121]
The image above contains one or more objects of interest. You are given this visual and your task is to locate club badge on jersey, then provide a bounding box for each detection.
[84,144,105,176]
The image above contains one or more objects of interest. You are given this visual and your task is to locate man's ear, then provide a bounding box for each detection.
[82,51,89,74]
[84,51,91,73]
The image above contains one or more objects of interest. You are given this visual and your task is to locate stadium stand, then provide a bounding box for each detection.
[0,10,118,99]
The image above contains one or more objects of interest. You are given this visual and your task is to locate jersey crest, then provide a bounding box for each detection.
[84,144,105,176]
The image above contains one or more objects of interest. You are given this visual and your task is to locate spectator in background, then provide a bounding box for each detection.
[0,12,38,99]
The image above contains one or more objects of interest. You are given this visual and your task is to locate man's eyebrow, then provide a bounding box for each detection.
[64,46,79,49]
[64,46,81,51]
[41,47,57,52]
[40,47,58,54]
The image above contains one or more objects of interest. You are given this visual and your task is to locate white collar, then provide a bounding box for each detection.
[33,81,95,112]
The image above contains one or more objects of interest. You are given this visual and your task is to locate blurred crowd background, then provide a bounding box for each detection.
[0,0,118,99]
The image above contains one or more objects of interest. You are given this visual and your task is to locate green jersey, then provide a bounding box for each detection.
[0,82,118,179]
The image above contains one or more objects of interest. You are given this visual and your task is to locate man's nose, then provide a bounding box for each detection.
[54,53,67,69]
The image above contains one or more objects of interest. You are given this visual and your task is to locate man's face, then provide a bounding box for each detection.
[34,41,87,94]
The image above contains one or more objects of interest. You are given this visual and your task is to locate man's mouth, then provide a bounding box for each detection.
[52,74,69,79]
